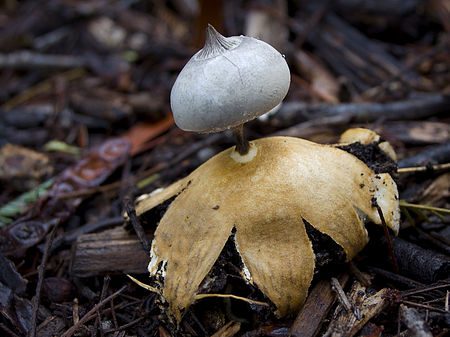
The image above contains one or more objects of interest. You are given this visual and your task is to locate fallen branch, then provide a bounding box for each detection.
[271,94,449,137]
[0,51,86,69]
[376,237,450,284]
[399,143,450,168]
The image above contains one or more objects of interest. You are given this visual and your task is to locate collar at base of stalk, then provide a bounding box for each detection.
[230,142,258,163]
[230,124,257,162]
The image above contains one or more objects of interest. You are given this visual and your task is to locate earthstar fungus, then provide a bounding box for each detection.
[136,27,400,324]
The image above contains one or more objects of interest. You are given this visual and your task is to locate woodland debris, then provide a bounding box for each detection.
[71,227,150,277]
[398,164,450,175]
[69,91,132,123]
[359,322,383,337]
[0,255,27,295]
[60,285,127,337]
[377,236,450,284]
[414,226,450,256]
[367,266,426,289]
[244,0,288,51]
[334,0,419,16]
[0,287,32,336]
[88,17,127,49]
[289,274,349,337]
[0,137,131,258]
[0,117,172,257]
[0,144,53,191]
[331,277,356,316]
[41,277,76,303]
[293,50,339,103]
[290,11,421,91]
[323,13,420,83]
[0,51,86,69]
[210,321,241,337]
[0,0,448,335]
[325,281,398,337]
[416,173,450,206]
[46,216,123,253]
[29,223,58,337]
[124,198,151,256]
[0,104,52,128]
[399,304,433,337]
[270,94,450,137]
[0,256,33,335]
[399,142,450,168]
[377,121,449,145]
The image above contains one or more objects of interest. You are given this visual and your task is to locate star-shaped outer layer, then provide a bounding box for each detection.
[136,136,400,323]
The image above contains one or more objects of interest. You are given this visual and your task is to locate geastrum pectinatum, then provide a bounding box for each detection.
[133,25,400,324]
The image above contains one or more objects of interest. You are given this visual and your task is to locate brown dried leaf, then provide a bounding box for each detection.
[417,173,450,206]
[0,143,53,189]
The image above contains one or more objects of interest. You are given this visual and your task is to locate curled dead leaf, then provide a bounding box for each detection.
[135,130,400,323]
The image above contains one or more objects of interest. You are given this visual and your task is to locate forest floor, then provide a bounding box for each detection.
[0,1,449,336]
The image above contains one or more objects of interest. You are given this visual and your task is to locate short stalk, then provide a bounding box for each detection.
[231,124,250,155]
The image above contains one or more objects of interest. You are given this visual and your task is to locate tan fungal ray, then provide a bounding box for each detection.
[339,128,381,144]
[339,127,397,162]
[148,176,235,323]
[371,173,400,234]
[135,175,191,217]
[235,211,314,316]
[211,137,377,260]
[145,136,400,322]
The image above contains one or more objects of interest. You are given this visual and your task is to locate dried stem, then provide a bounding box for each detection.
[376,204,400,274]
[231,124,250,155]
[124,198,151,256]
[29,223,59,337]
[194,293,268,306]
[397,162,450,174]
[61,285,127,337]
[330,277,357,318]
[401,300,447,314]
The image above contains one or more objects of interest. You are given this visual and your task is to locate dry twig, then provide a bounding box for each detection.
[29,223,59,337]
[61,285,128,337]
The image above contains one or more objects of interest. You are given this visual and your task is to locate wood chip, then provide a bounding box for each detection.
[71,227,151,277]
[210,321,241,337]
[325,282,398,337]
[289,273,349,337]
